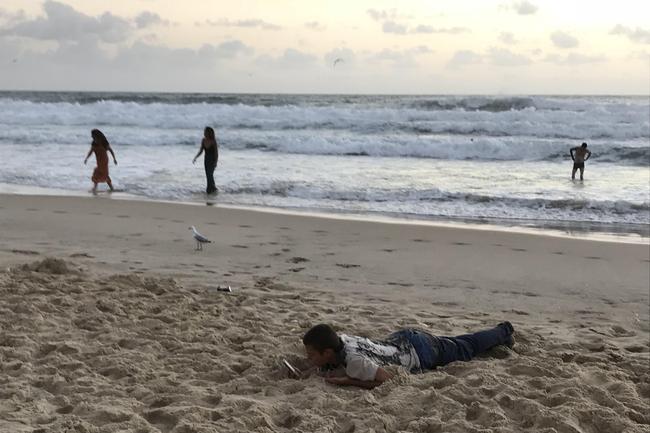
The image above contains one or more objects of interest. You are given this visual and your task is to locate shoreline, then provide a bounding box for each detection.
[1,183,648,244]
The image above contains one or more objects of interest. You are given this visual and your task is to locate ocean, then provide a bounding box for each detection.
[1,92,648,234]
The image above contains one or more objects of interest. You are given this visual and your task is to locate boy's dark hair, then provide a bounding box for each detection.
[303,324,343,353]
[581,142,588,147]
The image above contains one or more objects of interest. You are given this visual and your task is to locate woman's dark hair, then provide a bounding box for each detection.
[91,129,109,149]
[204,126,216,141]
[303,324,343,353]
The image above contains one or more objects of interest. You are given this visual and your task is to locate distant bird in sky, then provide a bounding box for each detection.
[189,226,211,251]
[333,58,344,68]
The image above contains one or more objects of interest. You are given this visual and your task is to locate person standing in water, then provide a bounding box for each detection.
[570,142,592,181]
[193,126,219,194]
[84,129,117,193]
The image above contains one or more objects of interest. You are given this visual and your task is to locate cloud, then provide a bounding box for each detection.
[368,48,419,68]
[446,50,483,69]
[0,8,26,24]
[502,1,538,15]
[256,48,317,69]
[410,25,468,35]
[305,21,326,31]
[610,25,650,44]
[135,11,169,29]
[382,20,407,34]
[447,48,531,68]
[627,50,649,60]
[550,31,578,49]
[380,21,468,35]
[544,52,606,65]
[499,32,517,44]
[366,9,398,21]
[205,40,254,58]
[487,47,531,66]
[1,1,132,43]
[205,18,281,31]
[367,8,467,35]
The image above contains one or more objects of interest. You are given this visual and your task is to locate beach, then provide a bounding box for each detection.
[1,193,649,432]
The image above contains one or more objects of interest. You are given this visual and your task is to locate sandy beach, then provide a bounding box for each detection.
[1,193,648,433]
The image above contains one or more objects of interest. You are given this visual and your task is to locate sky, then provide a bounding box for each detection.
[0,0,649,94]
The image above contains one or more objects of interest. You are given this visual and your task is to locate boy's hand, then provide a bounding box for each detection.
[324,376,350,385]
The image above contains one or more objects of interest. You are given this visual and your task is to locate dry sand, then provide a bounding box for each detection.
[0,194,648,433]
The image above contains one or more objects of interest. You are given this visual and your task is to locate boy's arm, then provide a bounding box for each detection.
[585,150,592,160]
[570,147,576,161]
[325,367,393,389]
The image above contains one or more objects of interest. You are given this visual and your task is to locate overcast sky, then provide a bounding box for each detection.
[0,0,648,94]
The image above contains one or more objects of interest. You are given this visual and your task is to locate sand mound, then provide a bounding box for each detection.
[0,262,648,433]
[17,257,79,275]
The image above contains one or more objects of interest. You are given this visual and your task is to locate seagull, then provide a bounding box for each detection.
[189,226,211,251]
[333,58,344,68]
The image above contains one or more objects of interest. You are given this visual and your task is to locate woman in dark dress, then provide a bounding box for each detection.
[192,126,219,194]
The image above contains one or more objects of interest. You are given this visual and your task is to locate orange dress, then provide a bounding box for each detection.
[91,145,110,183]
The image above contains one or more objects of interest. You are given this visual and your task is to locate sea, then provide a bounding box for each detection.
[1,92,648,236]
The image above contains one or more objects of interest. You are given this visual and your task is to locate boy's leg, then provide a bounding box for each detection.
[107,176,114,191]
[436,322,514,366]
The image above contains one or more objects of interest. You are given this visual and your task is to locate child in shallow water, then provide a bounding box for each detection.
[84,129,117,193]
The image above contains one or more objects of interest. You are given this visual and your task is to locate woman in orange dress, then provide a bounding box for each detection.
[84,129,117,193]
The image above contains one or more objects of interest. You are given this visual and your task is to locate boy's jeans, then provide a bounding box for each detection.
[389,322,513,371]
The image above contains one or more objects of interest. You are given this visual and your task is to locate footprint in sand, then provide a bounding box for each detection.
[277,226,291,230]
[239,224,252,228]
[336,263,360,268]
[511,248,527,252]
[552,251,565,255]
[584,256,602,260]
[382,249,395,252]
[281,248,291,252]
[453,242,471,246]
[117,215,130,219]
[26,208,39,212]
[288,257,309,264]
[11,249,40,255]
[231,245,249,249]
[52,210,68,214]
[411,239,431,243]
[387,281,414,287]
[69,252,94,258]
[289,267,305,273]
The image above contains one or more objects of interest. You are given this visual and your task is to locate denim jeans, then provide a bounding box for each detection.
[390,323,513,371]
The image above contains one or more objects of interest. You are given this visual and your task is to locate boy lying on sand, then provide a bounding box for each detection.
[302,322,514,389]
